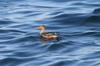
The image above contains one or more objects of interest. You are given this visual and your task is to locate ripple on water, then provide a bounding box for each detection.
[93,8,100,14]
[0,0,100,66]
[0,57,32,66]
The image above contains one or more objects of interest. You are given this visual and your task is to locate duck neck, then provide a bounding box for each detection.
[40,27,45,34]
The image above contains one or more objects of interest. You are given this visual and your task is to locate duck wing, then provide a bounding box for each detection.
[41,32,58,38]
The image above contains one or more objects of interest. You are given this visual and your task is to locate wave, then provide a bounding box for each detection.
[93,8,100,14]
[0,0,100,66]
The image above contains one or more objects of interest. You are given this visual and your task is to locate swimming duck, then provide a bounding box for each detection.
[35,25,59,39]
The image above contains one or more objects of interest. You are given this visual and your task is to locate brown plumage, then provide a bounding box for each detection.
[35,25,59,39]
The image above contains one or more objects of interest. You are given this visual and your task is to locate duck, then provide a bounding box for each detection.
[35,25,59,39]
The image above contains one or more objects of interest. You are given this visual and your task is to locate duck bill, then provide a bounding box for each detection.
[35,27,40,29]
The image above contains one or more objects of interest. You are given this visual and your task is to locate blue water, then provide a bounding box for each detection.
[0,0,100,66]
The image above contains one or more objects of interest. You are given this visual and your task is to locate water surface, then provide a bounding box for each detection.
[0,0,100,66]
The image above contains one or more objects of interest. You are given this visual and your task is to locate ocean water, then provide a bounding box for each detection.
[0,0,100,66]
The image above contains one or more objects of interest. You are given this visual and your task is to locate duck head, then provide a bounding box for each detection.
[35,25,45,33]
[35,25,45,29]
